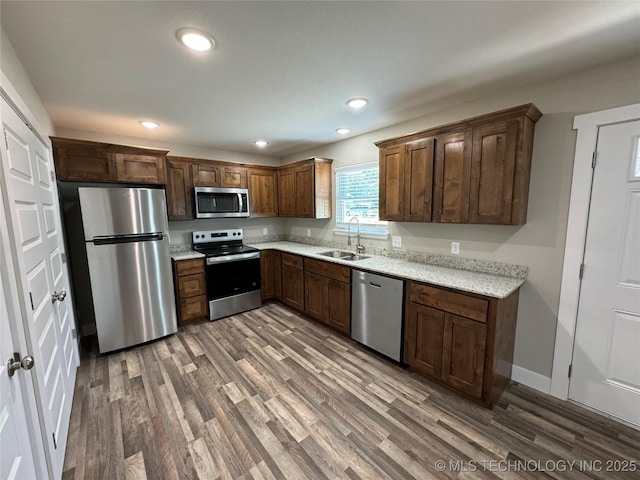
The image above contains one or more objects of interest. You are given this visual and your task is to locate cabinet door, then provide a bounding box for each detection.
[379,144,405,221]
[433,131,472,223]
[260,250,281,301]
[278,168,295,217]
[404,138,435,222]
[327,280,350,335]
[114,153,166,184]
[295,165,314,217]
[166,159,194,220]
[273,251,282,301]
[441,313,486,398]
[404,303,445,378]
[221,165,247,188]
[248,168,278,217]
[52,142,117,182]
[192,163,221,187]
[304,271,329,322]
[469,120,519,224]
[282,265,304,311]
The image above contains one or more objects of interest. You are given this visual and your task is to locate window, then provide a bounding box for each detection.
[335,162,387,235]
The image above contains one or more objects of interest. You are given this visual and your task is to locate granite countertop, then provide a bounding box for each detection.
[170,241,525,298]
[249,241,525,299]
[171,250,205,261]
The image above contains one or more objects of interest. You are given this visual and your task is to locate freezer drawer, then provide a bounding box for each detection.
[86,236,177,353]
[79,187,168,239]
[351,270,404,361]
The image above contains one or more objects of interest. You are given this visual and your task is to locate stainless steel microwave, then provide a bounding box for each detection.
[194,187,250,218]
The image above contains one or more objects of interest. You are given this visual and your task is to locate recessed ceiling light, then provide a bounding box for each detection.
[254,140,269,148]
[336,128,351,135]
[346,98,368,109]
[140,121,159,129]
[176,28,215,52]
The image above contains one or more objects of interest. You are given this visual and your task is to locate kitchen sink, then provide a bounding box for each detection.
[318,250,369,261]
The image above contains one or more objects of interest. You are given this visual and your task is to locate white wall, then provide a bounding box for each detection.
[282,55,640,379]
[1,27,54,137]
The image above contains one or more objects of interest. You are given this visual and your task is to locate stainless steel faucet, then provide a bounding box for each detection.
[347,216,365,254]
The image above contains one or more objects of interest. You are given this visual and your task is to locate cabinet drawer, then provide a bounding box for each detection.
[178,273,206,298]
[408,282,488,323]
[180,295,208,321]
[281,253,303,269]
[304,258,350,283]
[175,258,204,276]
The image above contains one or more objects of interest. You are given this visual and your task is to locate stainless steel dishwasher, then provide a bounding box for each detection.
[351,270,404,361]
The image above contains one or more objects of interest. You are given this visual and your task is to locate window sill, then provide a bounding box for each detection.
[332,229,389,240]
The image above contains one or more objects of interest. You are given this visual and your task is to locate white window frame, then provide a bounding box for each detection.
[333,162,388,237]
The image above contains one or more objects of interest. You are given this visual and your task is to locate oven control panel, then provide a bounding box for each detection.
[192,229,244,244]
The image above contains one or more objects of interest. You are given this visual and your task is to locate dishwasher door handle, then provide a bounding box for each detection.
[369,282,382,288]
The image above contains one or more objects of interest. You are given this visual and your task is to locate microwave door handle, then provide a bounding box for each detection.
[238,193,243,213]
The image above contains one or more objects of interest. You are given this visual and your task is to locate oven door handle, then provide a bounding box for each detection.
[206,252,261,265]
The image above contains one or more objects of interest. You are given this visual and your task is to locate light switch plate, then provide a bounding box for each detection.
[263,227,268,235]
[392,236,402,248]
[307,229,311,237]
[451,242,460,255]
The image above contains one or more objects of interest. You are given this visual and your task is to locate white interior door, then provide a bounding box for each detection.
[1,97,78,477]
[0,256,38,480]
[569,119,640,427]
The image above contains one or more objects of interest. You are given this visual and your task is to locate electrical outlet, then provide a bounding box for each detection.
[392,236,402,248]
[451,242,460,255]
[306,229,311,237]
[262,227,268,235]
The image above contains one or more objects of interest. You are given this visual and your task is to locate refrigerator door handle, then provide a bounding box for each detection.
[92,233,164,245]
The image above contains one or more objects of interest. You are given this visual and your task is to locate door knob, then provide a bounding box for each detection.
[6,352,35,377]
[51,290,67,303]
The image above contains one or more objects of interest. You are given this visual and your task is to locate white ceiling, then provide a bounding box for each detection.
[2,1,640,157]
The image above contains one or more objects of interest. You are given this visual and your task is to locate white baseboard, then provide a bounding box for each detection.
[511,365,551,394]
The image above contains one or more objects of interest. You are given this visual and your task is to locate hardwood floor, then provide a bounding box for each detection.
[63,303,639,480]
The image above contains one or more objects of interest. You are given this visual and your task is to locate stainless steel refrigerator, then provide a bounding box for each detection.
[78,186,177,353]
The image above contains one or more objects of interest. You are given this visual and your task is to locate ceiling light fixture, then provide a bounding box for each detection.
[140,121,159,129]
[176,28,215,52]
[253,140,269,148]
[346,98,368,109]
[336,128,351,135]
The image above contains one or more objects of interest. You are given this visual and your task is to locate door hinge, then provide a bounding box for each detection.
[71,329,78,339]
[3,130,8,150]
[579,264,584,279]
[50,170,55,182]
[568,364,572,378]
[52,432,57,449]
[61,252,67,264]
[29,292,34,311]
[591,151,597,168]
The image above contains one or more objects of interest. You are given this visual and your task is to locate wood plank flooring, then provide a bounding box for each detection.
[62,303,640,480]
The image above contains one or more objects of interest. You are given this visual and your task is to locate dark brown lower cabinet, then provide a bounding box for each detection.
[260,250,282,302]
[303,258,350,335]
[173,258,208,324]
[404,280,518,408]
[281,253,304,311]
[441,313,487,398]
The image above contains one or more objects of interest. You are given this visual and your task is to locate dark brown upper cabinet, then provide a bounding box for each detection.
[277,157,332,219]
[375,104,541,225]
[51,137,168,185]
[248,167,278,218]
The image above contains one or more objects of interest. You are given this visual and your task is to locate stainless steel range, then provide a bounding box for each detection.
[192,229,261,321]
